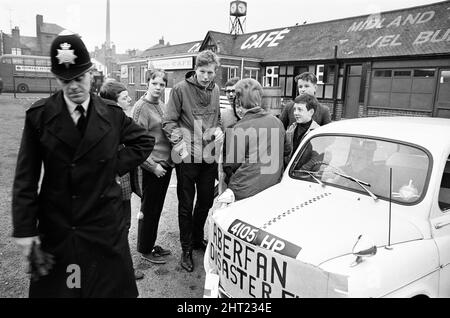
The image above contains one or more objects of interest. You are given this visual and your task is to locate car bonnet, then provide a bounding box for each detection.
[211,182,424,267]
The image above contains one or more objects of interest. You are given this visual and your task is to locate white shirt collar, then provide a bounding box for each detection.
[64,94,90,115]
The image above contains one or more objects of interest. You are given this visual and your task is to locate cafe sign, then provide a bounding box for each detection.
[149,57,194,70]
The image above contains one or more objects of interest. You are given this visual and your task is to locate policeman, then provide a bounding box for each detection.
[11,31,154,297]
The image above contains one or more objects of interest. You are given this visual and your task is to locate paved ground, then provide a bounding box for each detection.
[0,93,215,298]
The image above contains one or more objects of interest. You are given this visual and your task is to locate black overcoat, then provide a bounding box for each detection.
[12,91,154,297]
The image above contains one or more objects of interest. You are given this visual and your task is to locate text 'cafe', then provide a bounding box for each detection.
[119,1,450,120]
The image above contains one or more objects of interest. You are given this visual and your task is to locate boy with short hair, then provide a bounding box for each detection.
[284,94,320,165]
[162,50,224,272]
[279,72,331,129]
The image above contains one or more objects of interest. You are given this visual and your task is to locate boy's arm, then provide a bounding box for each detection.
[162,87,189,159]
[117,111,155,176]
[132,103,158,172]
[279,102,292,130]
[321,104,332,125]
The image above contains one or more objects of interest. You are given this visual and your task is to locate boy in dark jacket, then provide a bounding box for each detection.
[279,72,331,129]
[162,50,224,272]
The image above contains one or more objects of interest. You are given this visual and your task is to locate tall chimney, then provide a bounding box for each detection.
[106,0,110,48]
[12,26,20,47]
[36,14,43,36]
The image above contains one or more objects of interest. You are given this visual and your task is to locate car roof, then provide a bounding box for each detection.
[311,117,450,154]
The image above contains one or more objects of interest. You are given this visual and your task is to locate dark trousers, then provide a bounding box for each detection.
[176,162,217,252]
[120,200,131,232]
[137,167,172,254]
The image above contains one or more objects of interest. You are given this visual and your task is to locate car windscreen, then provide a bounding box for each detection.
[288,135,430,204]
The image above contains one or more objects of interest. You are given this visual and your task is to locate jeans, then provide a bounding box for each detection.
[175,161,217,251]
[137,168,173,254]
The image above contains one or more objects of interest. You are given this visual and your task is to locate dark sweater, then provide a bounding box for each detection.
[293,120,312,155]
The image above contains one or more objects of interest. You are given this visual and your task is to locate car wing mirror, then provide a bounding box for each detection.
[351,234,377,267]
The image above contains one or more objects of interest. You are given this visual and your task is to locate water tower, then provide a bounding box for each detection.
[229,1,247,35]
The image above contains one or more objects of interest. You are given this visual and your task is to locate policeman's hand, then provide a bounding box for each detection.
[15,236,40,257]
[174,141,189,160]
[153,163,167,178]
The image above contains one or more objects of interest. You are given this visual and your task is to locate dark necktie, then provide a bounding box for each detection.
[75,105,87,136]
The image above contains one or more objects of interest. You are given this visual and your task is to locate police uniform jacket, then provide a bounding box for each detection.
[12,91,154,297]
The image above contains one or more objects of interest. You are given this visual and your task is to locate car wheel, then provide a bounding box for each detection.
[17,84,29,93]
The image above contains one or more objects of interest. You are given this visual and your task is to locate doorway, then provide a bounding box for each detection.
[344,65,362,119]
[434,69,450,118]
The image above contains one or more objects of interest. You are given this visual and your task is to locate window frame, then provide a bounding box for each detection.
[222,65,239,81]
[128,66,135,85]
[369,67,436,111]
[140,65,147,85]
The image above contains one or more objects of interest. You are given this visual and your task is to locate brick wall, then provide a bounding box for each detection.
[320,100,344,121]
[367,108,432,118]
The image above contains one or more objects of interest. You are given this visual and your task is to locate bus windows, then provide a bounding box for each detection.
[24,59,35,66]
[12,58,23,65]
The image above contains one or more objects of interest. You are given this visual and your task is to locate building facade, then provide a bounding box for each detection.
[120,1,450,119]
[0,15,64,56]
[118,41,203,102]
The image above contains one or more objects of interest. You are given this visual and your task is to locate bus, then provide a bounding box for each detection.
[0,54,58,93]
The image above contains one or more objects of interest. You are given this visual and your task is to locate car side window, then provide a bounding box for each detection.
[438,155,450,212]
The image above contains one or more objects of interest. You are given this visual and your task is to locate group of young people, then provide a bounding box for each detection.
[11,31,331,297]
[89,52,332,278]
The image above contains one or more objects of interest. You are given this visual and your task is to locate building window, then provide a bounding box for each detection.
[336,66,345,100]
[222,65,238,80]
[11,48,22,55]
[244,67,259,80]
[12,58,24,65]
[36,59,47,66]
[278,65,295,97]
[128,67,135,84]
[369,68,436,111]
[140,66,147,85]
[414,69,435,78]
[263,66,279,87]
[374,70,392,77]
[315,64,337,99]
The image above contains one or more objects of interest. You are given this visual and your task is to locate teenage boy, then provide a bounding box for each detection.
[162,50,223,272]
[284,94,320,165]
[280,72,331,129]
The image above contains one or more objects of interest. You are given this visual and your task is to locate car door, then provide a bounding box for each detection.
[430,154,450,297]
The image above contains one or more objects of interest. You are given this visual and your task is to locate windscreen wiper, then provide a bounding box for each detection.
[333,171,378,201]
[294,170,325,187]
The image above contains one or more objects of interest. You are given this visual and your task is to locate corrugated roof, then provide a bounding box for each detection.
[210,1,450,62]
[40,22,64,34]
[141,41,202,58]
[201,31,236,55]
[20,36,40,52]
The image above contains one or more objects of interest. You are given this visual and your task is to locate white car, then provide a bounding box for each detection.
[204,117,450,298]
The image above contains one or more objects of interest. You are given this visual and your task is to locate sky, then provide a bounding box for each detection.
[0,0,444,53]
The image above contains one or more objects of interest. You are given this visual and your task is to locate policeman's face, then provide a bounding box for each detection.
[297,79,317,96]
[195,64,216,88]
[147,76,166,99]
[117,90,131,110]
[57,71,92,104]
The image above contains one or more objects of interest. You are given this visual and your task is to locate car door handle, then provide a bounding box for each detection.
[435,221,450,229]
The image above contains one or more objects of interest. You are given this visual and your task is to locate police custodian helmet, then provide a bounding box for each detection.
[50,31,93,81]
